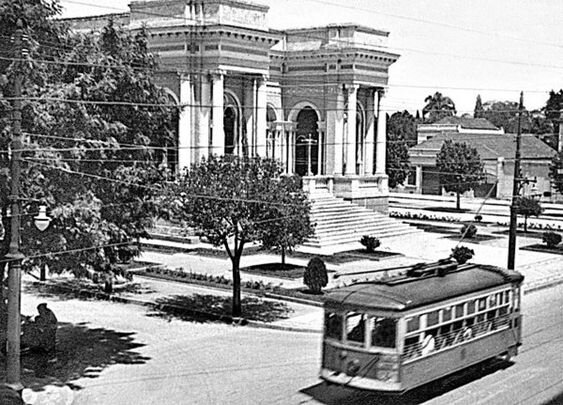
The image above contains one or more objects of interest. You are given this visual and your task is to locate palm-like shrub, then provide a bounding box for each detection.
[460,223,477,238]
[303,257,328,294]
[451,246,475,264]
[542,231,562,248]
[360,235,381,253]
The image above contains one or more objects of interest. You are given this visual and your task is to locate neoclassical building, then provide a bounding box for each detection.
[68,0,400,213]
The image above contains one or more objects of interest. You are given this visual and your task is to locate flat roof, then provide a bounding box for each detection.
[324,262,524,312]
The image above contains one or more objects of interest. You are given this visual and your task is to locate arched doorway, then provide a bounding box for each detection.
[224,92,241,155]
[266,105,277,159]
[295,107,319,176]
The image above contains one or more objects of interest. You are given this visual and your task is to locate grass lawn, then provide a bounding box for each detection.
[442,234,502,244]
[520,244,563,255]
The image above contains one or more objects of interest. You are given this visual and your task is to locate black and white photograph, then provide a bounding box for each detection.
[1,0,562,403]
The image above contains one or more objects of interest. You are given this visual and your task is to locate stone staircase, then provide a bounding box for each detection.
[302,192,421,253]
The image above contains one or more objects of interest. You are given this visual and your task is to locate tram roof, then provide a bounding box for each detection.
[324,262,524,312]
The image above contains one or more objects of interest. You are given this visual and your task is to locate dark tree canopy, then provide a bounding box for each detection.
[386,111,414,188]
[474,95,484,119]
[422,92,456,123]
[1,2,176,281]
[544,89,563,135]
[163,155,313,316]
[436,140,484,210]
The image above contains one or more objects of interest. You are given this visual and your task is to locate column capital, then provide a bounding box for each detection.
[210,70,226,80]
[343,83,360,94]
[377,87,388,98]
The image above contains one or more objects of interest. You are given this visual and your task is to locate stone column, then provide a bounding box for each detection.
[345,85,358,175]
[242,77,255,157]
[211,71,224,156]
[416,165,423,194]
[196,74,211,161]
[325,85,345,175]
[375,89,387,174]
[317,124,324,175]
[178,74,192,171]
[364,88,376,175]
[255,76,268,156]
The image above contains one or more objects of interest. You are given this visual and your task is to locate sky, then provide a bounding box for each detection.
[59,0,563,116]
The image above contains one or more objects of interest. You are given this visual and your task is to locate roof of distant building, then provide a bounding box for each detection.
[410,132,556,160]
[435,116,500,130]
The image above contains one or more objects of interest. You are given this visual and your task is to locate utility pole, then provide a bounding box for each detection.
[5,18,25,392]
[507,92,524,270]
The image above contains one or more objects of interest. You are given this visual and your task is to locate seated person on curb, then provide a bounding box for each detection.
[22,303,58,353]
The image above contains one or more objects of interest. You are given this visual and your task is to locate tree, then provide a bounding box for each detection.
[549,149,563,194]
[480,100,531,133]
[474,94,484,118]
[514,196,542,232]
[386,111,414,188]
[422,92,456,123]
[258,175,314,264]
[436,140,484,210]
[163,155,312,317]
[1,6,175,284]
[544,90,563,135]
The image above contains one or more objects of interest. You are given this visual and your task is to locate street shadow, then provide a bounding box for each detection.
[0,322,149,392]
[300,359,512,404]
[23,279,156,301]
[149,294,293,323]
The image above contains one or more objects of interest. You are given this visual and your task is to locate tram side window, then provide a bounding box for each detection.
[346,313,366,345]
[406,316,420,333]
[442,307,452,322]
[371,317,397,348]
[426,310,439,327]
[455,304,464,318]
[467,301,475,315]
[325,312,343,340]
[478,298,486,311]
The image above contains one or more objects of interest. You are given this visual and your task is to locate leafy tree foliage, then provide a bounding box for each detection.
[514,196,542,232]
[1,2,175,283]
[549,150,563,194]
[544,89,563,136]
[436,140,484,210]
[480,100,529,133]
[386,111,413,188]
[163,155,313,316]
[256,175,313,264]
[422,92,456,123]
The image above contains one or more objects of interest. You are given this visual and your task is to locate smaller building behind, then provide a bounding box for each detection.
[409,132,557,200]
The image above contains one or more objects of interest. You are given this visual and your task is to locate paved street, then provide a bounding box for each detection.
[16,279,563,404]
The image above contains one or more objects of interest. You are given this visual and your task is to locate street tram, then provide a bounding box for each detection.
[320,259,524,393]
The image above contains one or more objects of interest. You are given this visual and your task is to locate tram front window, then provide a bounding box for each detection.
[371,317,397,348]
[346,313,366,345]
[325,312,343,340]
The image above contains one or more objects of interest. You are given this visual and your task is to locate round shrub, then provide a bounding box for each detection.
[451,246,475,264]
[460,223,477,238]
[360,235,381,253]
[303,256,328,294]
[542,231,562,248]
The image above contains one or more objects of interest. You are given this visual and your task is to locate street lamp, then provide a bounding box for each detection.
[297,133,317,176]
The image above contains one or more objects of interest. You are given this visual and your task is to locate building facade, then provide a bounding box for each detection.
[67,0,400,212]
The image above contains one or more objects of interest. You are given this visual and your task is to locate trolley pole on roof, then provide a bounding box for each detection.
[507,92,524,270]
